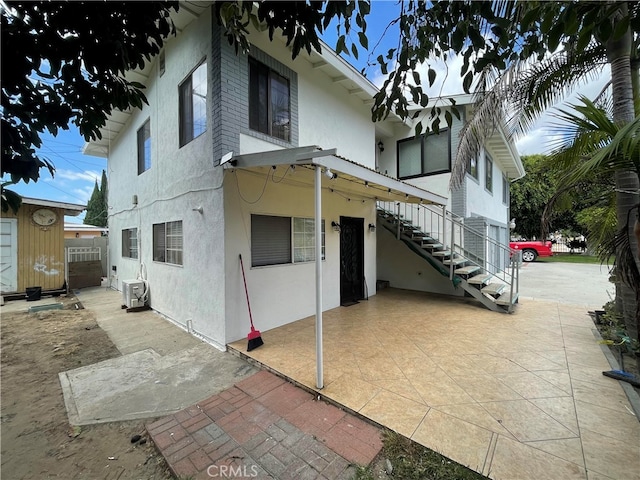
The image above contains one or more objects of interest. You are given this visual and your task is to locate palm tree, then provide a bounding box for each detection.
[541,98,640,355]
[450,2,640,342]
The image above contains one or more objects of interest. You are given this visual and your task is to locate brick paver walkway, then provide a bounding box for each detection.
[147,371,382,479]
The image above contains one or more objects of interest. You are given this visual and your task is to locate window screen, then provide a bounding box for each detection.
[397,129,451,179]
[122,228,138,259]
[251,215,291,267]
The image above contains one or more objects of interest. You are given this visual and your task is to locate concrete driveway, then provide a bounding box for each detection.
[518,260,614,310]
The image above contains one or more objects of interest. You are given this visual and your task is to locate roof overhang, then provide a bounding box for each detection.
[224,146,447,206]
[21,197,86,216]
[485,125,525,181]
[83,1,212,158]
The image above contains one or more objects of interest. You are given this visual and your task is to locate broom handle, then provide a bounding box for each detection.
[239,254,255,329]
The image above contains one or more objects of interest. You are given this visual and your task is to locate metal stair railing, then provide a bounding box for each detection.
[377,200,520,312]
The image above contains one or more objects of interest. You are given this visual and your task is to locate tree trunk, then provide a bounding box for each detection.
[606,4,640,351]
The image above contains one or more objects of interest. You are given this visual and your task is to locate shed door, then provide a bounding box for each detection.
[0,219,18,293]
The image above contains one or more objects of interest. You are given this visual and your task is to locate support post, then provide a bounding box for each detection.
[396,202,401,240]
[441,205,447,248]
[315,166,324,389]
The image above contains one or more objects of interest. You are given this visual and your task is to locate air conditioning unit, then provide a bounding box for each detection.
[122,279,145,308]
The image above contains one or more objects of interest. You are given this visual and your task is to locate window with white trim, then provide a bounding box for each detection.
[468,156,479,180]
[153,221,183,265]
[179,61,207,147]
[397,129,451,179]
[485,153,494,193]
[249,58,291,141]
[122,228,138,259]
[251,215,325,267]
[502,174,509,205]
[137,119,151,174]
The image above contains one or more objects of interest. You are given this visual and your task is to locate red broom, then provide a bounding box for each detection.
[239,254,264,351]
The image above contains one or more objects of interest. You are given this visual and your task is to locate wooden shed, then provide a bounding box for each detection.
[1,197,85,298]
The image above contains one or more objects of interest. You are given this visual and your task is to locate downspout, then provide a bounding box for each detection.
[315,166,324,389]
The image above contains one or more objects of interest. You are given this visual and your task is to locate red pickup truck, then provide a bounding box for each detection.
[509,240,553,262]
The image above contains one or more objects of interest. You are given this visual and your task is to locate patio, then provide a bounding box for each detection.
[229,288,640,480]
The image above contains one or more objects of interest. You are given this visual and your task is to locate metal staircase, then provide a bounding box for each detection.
[377,201,520,313]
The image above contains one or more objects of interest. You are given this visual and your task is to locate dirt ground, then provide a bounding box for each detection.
[1,294,172,479]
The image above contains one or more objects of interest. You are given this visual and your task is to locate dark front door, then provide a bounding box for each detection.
[339,216,364,306]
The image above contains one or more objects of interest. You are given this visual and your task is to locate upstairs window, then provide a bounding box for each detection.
[122,228,138,259]
[153,220,183,265]
[397,130,451,179]
[249,58,290,141]
[468,156,479,180]
[502,174,509,204]
[179,61,207,147]
[485,153,494,193]
[137,119,151,174]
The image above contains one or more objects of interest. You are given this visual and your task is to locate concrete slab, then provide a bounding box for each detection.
[56,286,258,425]
[60,344,256,425]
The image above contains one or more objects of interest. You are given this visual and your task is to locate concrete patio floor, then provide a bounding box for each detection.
[229,288,640,480]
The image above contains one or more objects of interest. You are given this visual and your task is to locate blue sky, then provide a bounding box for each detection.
[4,1,608,223]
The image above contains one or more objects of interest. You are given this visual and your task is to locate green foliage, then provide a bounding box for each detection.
[598,301,640,356]
[381,430,488,480]
[84,170,107,227]
[1,1,179,212]
[510,155,578,239]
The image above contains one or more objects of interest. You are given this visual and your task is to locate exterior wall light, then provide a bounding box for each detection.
[377,141,384,153]
[331,221,341,232]
[368,223,376,233]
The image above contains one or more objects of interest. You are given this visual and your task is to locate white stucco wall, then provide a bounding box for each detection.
[376,224,461,297]
[245,33,376,168]
[465,149,508,223]
[106,10,228,349]
[223,166,377,343]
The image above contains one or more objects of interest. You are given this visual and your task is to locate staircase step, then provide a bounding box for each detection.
[482,283,506,296]
[495,291,519,306]
[468,274,492,285]
[432,250,452,257]
[455,265,481,276]
[443,257,467,266]
[421,240,441,248]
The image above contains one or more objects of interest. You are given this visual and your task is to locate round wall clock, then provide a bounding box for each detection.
[32,208,58,226]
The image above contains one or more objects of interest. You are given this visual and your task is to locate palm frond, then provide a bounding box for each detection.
[600,204,640,292]
[507,43,607,137]
[449,44,607,189]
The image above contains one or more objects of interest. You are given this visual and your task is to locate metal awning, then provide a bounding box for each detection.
[223,145,447,206]
[223,146,446,389]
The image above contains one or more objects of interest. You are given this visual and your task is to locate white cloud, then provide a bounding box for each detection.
[53,169,101,183]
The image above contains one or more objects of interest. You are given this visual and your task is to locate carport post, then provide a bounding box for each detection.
[315,165,324,389]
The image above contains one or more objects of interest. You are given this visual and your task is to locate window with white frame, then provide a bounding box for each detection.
[502,174,509,204]
[397,129,451,179]
[153,221,183,265]
[467,155,479,180]
[137,119,151,174]
[179,61,207,147]
[485,153,494,193]
[251,215,325,267]
[122,228,138,259]
[249,57,291,141]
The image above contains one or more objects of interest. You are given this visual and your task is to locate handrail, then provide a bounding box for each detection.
[377,200,520,311]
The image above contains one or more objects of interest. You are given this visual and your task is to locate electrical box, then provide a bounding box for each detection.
[122,279,145,308]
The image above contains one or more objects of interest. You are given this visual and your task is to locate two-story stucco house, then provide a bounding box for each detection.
[84,4,523,351]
